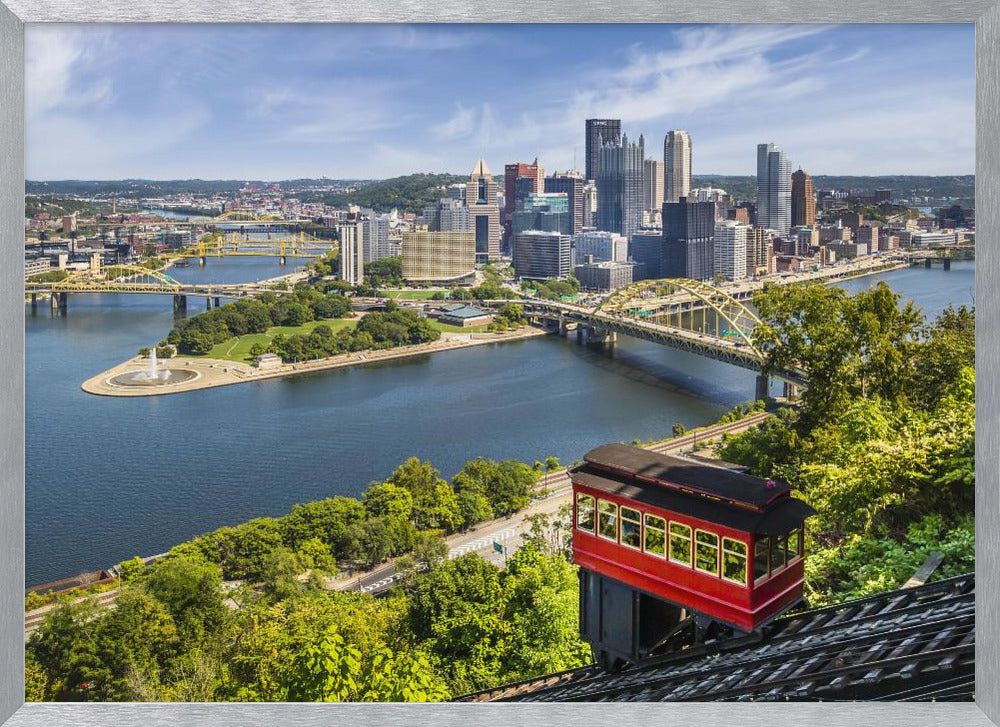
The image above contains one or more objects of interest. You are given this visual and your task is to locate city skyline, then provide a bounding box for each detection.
[26,23,974,180]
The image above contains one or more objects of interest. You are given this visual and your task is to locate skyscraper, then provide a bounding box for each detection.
[643,159,665,213]
[504,160,544,250]
[362,213,391,263]
[467,159,501,263]
[335,220,364,285]
[757,143,792,234]
[791,168,816,227]
[663,130,692,203]
[661,197,715,281]
[713,220,749,281]
[544,173,584,235]
[585,119,621,183]
[596,133,645,239]
[513,231,572,280]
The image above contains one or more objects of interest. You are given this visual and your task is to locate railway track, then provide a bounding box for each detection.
[458,574,974,703]
[24,588,121,641]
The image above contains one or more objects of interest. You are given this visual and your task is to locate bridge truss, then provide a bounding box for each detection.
[174,231,338,260]
[26,264,184,294]
[598,278,764,351]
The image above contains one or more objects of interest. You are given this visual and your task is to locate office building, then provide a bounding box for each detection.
[467,159,502,262]
[401,229,476,282]
[629,228,663,280]
[504,160,545,249]
[690,187,732,220]
[792,226,819,256]
[662,197,715,281]
[713,221,748,281]
[335,220,365,285]
[663,130,692,203]
[572,230,628,265]
[582,181,597,228]
[757,143,792,234]
[513,231,572,280]
[856,225,880,253]
[544,173,584,235]
[596,133,645,239]
[574,260,639,292]
[423,198,469,232]
[363,214,392,263]
[585,119,621,182]
[791,169,816,227]
[643,159,664,213]
[511,193,571,239]
[747,226,773,277]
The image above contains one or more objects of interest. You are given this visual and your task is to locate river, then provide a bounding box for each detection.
[24,259,975,585]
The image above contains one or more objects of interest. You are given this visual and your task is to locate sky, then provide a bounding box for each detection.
[25,23,975,181]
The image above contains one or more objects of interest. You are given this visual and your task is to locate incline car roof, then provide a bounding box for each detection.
[582,443,794,510]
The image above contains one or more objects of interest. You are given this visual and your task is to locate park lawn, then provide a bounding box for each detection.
[383,289,448,300]
[202,318,358,363]
[426,320,490,334]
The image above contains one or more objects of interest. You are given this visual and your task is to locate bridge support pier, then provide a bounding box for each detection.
[213,296,221,308]
[206,297,213,310]
[30,294,37,312]
[172,294,187,315]
[925,258,932,269]
[199,256,206,266]
[279,256,286,265]
[943,258,951,270]
[783,382,799,401]
[755,374,770,402]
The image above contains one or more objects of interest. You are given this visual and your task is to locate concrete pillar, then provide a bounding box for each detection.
[943,258,951,270]
[199,256,206,266]
[50,293,59,312]
[783,382,799,401]
[279,256,286,265]
[173,294,187,314]
[206,297,212,310]
[755,374,770,402]
[214,296,221,308]
[925,258,932,269]
[58,292,67,312]
[31,294,37,312]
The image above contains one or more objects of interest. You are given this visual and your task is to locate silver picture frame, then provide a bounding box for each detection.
[1,4,997,725]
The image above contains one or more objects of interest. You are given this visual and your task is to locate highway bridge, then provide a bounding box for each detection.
[504,277,809,398]
[24,264,299,313]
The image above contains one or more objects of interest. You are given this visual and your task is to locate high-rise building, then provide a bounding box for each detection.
[423,198,470,232]
[757,143,792,235]
[628,228,663,280]
[467,159,501,263]
[582,181,597,228]
[663,130,692,203]
[643,159,664,213]
[362,214,392,263]
[544,173,584,235]
[513,231,572,280]
[574,260,639,292]
[511,193,571,239]
[713,221,748,281]
[585,119,621,183]
[504,160,545,249]
[335,220,364,285]
[596,133,645,239]
[661,197,715,281]
[401,230,476,282]
[791,168,816,227]
[572,230,628,265]
[747,226,773,277]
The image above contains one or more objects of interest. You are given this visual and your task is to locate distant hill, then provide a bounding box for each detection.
[295,173,467,213]
[693,175,975,204]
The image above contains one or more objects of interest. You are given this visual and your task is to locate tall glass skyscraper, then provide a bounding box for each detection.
[661,197,715,281]
[663,130,692,203]
[585,119,621,183]
[596,133,645,240]
[756,143,792,235]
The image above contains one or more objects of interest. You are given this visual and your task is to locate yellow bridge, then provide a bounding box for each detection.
[174,231,338,262]
[25,264,297,314]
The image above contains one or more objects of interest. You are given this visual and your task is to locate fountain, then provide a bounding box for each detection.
[106,345,199,388]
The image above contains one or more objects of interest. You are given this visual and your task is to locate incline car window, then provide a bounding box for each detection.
[722,537,748,586]
[754,537,769,581]
[644,514,666,557]
[576,493,595,533]
[669,522,692,566]
[597,500,618,540]
[695,530,719,576]
[620,506,641,549]
[771,534,787,571]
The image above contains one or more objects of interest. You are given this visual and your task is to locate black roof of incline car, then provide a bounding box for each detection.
[574,444,815,534]
[582,443,795,510]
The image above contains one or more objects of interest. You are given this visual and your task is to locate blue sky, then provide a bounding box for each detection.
[25,23,974,180]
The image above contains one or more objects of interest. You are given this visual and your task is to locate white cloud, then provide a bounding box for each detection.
[26,25,115,118]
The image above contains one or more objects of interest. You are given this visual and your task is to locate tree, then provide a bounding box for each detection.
[672,422,686,438]
[362,481,413,520]
[140,556,230,647]
[387,458,460,532]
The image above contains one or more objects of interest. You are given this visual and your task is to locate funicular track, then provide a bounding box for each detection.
[458,574,974,703]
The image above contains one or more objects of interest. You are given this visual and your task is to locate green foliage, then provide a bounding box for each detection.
[118,557,145,583]
[364,257,404,288]
[296,173,467,213]
[532,278,580,301]
[28,269,71,283]
[489,303,527,331]
[452,458,537,528]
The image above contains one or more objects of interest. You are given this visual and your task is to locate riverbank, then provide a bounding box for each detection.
[81,326,548,397]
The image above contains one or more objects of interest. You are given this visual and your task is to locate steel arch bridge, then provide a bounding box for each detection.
[27,264,185,294]
[212,211,286,223]
[173,231,339,260]
[597,278,764,352]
